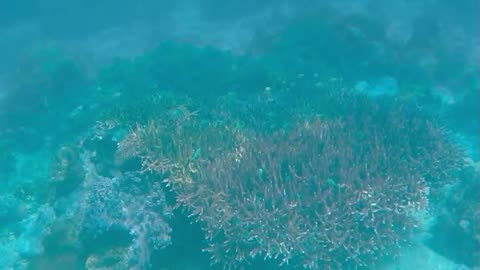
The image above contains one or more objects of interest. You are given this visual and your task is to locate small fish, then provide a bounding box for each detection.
[191,148,201,161]
[326,178,336,187]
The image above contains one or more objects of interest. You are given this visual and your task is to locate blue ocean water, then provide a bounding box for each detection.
[0,1,478,269]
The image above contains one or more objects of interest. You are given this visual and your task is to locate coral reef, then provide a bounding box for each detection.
[428,165,480,268]
[0,7,476,268]
[48,149,173,270]
[115,86,467,269]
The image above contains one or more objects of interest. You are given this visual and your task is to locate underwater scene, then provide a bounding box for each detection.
[0,1,478,269]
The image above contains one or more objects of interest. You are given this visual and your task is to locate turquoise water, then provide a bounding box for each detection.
[0,2,478,270]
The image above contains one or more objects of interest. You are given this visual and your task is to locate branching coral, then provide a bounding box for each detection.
[110,84,467,269]
[169,98,465,269]
[115,104,244,187]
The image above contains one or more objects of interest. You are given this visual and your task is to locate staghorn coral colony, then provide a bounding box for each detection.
[110,84,467,270]
[0,8,478,270]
